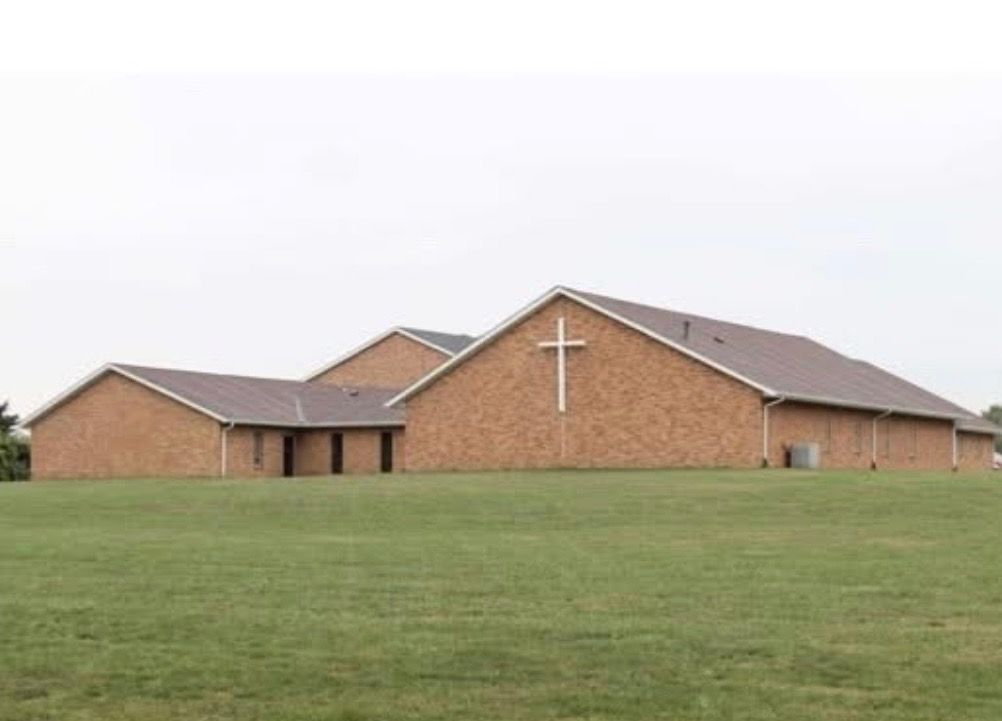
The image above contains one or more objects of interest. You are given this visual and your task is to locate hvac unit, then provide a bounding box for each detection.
[790,443,821,469]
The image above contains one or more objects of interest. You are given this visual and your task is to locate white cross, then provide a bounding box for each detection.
[538,317,587,414]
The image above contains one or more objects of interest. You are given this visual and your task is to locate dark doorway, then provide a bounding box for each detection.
[282,436,295,477]
[380,432,393,473]
[331,432,344,474]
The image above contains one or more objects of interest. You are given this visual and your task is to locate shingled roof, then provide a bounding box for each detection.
[22,364,405,428]
[399,327,477,354]
[390,286,1001,435]
[570,289,995,428]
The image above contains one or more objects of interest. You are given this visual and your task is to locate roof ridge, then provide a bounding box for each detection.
[117,363,408,395]
[113,363,301,385]
[398,326,475,338]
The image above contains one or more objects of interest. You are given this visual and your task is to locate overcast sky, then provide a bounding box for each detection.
[3,74,1000,419]
[4,4,999,422]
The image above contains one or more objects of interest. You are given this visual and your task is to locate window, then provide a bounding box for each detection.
[253,431,264,470]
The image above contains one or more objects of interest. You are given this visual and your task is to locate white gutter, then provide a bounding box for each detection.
[220,421,235,477]
[225,419,404,429]
[762,397,786,467]
[777,392,969,424]
[872,410,893,469]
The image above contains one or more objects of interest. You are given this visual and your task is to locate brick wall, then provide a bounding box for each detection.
[31,372,221,479]
[957,431,994,471]
[30,325,991,480]
[768,403,996,471]
[767,402,959,470]
[224,427,405,477]
[402,296,764,471]
[334,428,403,474]
[401,296,995,473]
[294,430,329,476]
[310,333,448,388]
[224,426,285,477]
[30,372,407,480]
[340,430,380,474]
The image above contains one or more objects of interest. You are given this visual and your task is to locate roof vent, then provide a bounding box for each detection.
[344,388,360,397]
[682,320,691,341]
[713,336,725,344]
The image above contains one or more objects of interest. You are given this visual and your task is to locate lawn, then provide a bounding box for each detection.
[2,470,1002,721]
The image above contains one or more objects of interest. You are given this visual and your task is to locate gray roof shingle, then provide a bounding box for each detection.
[115,364,404,427]
[399,328,477,354]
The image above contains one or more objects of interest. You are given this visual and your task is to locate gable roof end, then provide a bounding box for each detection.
[302,327,475,382]
[20,364,229,427]
[385,286,777,408]
[21,364,405,429]
[387,285,994,430]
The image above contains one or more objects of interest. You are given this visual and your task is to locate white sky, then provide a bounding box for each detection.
[3,2,1002,419]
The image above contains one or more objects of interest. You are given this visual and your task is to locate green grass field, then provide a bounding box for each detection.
[2,470,1002,720]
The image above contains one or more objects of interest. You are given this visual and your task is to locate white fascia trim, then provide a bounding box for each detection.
[956,423,1002,437]
[302,328,453,382]
[774,392,990,426]
[20,364,229,427]
[227,419,405,429]
[387,286,777,408]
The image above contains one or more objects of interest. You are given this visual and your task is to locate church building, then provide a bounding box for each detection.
[23,286,999,478]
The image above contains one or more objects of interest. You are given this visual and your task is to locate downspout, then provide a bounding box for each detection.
[951,421,958,472]
[220,421,235,478]
[872,410,892,470]
[762,397,786,467]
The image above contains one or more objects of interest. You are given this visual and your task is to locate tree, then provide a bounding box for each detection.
[0,401,30,481]
[0,401,18,434]
[982,405,1002,454]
